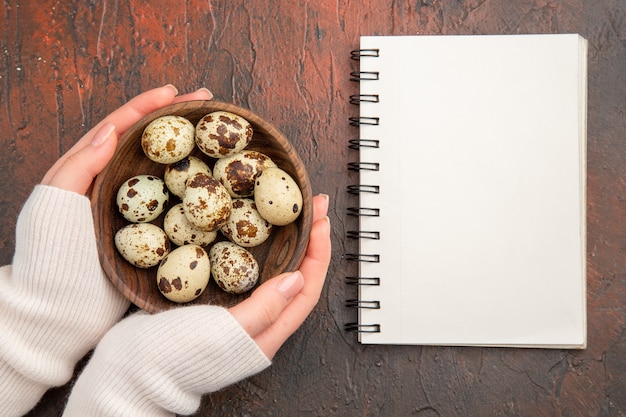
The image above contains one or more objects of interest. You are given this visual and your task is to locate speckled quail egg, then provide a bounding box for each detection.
[220,198,272,247]
[182,171,232,232]
[254,167,303,226]
[213,150,277,198]
[141,115,196,164]
[115,223,170,268]
[209,241,259,294]
[116,174,169,223]
[164,155,212,199]
[157,244,211,303]
[164,203,218,247]
[195,111,253,158]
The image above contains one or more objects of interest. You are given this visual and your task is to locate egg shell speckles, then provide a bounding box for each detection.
[209,241,259,294]
[141,115,196,164]
[221,198,273,247]
[157,244,211,303]
[164,155,212,199]
[115,223,170,268]
[254,167,303,226]
[183,171,232,232]
[116,174,169,223]
[164,203,218,247]
[195,111,253,158]
[213,150,277,198]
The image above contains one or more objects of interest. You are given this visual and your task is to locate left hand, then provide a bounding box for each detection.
[41,85,213,194]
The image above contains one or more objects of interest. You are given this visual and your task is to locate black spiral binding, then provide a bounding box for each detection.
[344,323,381,333]
[349,116,379,126]
[350,94,379,104]
[347,207,380,217]
[345,300,381,309]
[348,139,379,149]
[347,184,379,195]
[346,230,380,240]
[346,276,380,285]
[349,71,379,82]
[345,47,382,334]
[348,162,380,171]
[350,48,379,60]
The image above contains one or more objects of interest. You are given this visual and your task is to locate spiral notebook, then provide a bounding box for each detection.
[346,34,588,348]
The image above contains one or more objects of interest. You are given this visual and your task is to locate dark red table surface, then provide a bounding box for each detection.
[1,1,624,416]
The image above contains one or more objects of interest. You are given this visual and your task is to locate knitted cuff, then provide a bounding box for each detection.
[63,306,271,417]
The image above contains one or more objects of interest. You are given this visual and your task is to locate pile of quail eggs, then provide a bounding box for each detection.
[114,110,303,304]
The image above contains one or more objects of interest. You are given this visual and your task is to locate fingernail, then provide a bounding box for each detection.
[164,84,179,95]
[277,271,304,300]
[196,87,214,99]
[318,193,330,215]
[91,122,116,147]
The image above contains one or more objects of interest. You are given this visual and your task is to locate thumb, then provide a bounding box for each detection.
[229,271,304,338]
[43,122,118,195]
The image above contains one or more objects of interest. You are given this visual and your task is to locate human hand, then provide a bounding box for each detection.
[229,193,332,359]
[40,85,213,194]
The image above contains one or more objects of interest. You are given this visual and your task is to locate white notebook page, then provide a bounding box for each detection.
[356,34,587,347]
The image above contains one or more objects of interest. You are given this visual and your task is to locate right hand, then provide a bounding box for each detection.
[229,194,332,359]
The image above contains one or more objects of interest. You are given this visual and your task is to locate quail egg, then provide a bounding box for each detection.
[164,203,218,247]
[157,244,211,303]
[209,241,259,294]
[116,174,169,223]
[115,223,170,268]
[220,198,272,247]
[164,155,212,199]
[195,111,253,158]
[254,167,303,226]
[183,171,232,232]
[213,150,276,198]
[141,115,196,164]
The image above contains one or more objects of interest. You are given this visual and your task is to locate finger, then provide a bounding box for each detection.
[97,84,181,133]
[229,270,305,338]
[251,214,331,358]
[292,195,332,309]
[43,122,118,194]
[172,87,213,103]
[101,86,212,131]
[312,193,329,222]
[41,85,212,184]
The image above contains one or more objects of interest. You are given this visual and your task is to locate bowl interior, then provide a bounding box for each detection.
[91,100,312,313]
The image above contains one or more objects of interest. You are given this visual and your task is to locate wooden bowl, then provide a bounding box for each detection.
[91,100,312,313]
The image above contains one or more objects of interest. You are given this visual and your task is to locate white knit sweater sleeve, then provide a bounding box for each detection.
[0,185,131,416]
[63,306,272,416]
